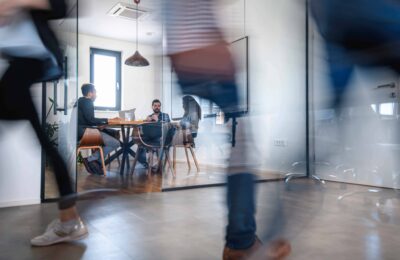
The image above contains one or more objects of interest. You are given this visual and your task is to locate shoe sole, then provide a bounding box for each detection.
[31,231,89,247]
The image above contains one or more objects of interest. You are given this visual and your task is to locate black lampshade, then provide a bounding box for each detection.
[125,0,149,67]
[125,50,150,67]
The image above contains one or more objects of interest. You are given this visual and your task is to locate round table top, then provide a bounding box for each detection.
[107,119,146,126]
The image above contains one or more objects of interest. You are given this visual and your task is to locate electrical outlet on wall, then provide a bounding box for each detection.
[273,139,288,147]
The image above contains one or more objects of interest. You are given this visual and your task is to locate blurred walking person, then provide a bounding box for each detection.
[310,0,400,108]
[164,0,291,259]
[0,0,87,246]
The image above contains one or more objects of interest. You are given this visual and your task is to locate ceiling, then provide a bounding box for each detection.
[78,0,163,45]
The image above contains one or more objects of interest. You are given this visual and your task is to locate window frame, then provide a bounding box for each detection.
[90,47,122,111]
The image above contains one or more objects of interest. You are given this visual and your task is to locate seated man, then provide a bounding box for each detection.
[78,83,120,175]
[137,99,171,168]
[145,99,171,123]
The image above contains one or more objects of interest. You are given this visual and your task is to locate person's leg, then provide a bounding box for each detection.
[225,116,256,250]
[325,44,354,110]
[0,59,87,246]
[137,148,148,166]
[178,75,257,250]
[87,132,120,163]
[0,59,77,210]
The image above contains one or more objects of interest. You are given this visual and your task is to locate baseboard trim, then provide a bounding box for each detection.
[0,199,41,208]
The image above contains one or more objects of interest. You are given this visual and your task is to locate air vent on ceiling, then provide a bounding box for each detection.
[107,2,150,21]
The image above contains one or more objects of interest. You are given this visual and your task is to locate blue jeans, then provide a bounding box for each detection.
[177,72,256,249]
[137,139,160,165]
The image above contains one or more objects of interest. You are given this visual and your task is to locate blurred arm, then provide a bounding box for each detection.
[30,0,67,20]
[18,0,51,10]
[0,0,66,19]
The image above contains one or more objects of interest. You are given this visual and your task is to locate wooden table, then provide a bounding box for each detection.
[105,119,146,175]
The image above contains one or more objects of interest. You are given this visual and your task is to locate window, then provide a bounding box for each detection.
[90,48,121,110]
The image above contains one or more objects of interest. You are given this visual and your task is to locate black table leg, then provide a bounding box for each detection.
[119,125,134,175]
[125,126,131,172]
[120,125,126,175]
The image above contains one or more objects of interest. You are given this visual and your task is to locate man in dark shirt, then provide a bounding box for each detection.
[78,83,120,174]
[145,99,171,123]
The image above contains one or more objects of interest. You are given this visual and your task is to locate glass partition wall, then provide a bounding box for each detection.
[161,0,308,190]
[311,20,400,190]
[42,0,308,196]
[42,0,79,200]
[74,0,165,195]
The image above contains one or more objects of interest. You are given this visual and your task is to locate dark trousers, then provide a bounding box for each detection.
[176,71,256,249]
[0,58,75,210]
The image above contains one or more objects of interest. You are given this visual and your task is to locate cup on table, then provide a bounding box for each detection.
[125,112,133,121]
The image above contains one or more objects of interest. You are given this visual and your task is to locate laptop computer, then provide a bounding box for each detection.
[119,108,136,121]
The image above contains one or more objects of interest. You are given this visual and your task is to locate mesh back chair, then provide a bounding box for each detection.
[130,122,175,177]
[77,128,107,176]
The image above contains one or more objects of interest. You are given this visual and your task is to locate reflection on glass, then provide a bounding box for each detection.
[44,4,78,199]
[371,104,378,113]
[379,102,395,116]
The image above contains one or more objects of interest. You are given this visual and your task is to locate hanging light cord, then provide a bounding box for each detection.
[134,0,140,51]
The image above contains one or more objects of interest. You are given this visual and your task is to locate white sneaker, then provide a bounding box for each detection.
[31,219,88,247]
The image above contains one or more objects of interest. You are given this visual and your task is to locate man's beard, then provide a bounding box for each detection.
[153,109,160,113]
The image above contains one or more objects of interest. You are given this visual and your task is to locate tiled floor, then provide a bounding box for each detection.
[3,179,400,259]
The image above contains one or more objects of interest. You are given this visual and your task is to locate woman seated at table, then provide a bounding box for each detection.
[173,96,202,145]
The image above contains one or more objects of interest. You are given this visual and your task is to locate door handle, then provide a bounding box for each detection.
[376,83,395,89]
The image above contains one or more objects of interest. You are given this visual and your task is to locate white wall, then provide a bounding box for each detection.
[0,61,42,208]
[245,0,307,172]
[78,34,162,119]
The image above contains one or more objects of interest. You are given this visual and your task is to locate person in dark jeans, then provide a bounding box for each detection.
[165,1,291,259]
[77,83,120,175]
[0,0,87,247]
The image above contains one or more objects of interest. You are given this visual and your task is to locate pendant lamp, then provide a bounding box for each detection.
[125,0,150,67]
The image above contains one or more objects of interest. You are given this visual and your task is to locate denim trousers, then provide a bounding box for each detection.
[176,71,256,249]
